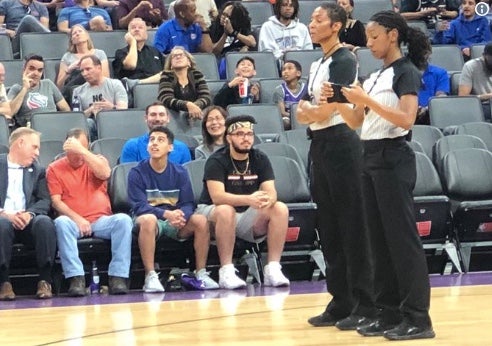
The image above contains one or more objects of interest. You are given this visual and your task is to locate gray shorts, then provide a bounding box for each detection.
[132,217,187,242]
[195,204,267,243]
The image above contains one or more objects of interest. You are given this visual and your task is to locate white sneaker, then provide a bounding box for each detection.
[264,262,290,287]
[143,271,165,293]
[196,269,220,290]
[219,265,247,289]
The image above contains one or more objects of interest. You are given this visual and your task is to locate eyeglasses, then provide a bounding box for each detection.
[171,52,185,59]
[230,131,254,138]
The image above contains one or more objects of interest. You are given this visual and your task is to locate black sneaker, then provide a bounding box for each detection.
[383,321,435,340]
[68,276,86,297]
[108,276,129,295]
[335,314,373,330]
[357,318,398,337]
[308,311,343,327]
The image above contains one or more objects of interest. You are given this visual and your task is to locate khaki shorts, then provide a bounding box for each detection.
[195,204,267,243]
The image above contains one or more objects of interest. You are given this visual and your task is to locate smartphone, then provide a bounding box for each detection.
[327,83,351,103]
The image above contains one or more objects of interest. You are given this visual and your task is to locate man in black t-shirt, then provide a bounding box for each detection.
[196,115,289,290]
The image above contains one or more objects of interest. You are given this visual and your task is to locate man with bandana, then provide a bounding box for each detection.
[196,115,290,289]
[8,54,70,129]
[459,42,492,121]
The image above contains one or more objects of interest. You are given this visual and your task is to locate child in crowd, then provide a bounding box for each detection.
[273,60,307,130]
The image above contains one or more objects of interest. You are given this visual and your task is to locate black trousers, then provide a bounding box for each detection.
[309,124,375,318]
[361,137,432,328]
[0,215,57,283]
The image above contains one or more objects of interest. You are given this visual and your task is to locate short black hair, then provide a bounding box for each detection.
[283,59,302,72]
[149,126,174,144]
[236,56,255,68]
[24,54,44,65]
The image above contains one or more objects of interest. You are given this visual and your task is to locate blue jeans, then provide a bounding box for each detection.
[55,214,133,279]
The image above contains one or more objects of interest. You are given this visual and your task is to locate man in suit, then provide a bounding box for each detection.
[0,127,56,300]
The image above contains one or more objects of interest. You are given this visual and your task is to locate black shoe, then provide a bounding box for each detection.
[68,276,86,297]
[383,322,435,341]
[108,276,129,295]
[335,314,373,331]
[357,319,399,337]
[308,312,343,327]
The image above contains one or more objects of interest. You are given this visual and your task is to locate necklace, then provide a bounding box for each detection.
[322,42,342,61]
[230,155,250,175]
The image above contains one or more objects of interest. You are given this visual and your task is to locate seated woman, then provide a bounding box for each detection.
[157,46,211,120]
[56,24,110,102]
[337,0,366,51]
[210,1,256,79]
[195,105,227,159]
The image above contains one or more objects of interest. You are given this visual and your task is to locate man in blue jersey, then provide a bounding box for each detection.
[120,101,191,164]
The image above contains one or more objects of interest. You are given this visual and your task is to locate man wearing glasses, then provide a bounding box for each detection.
[0,0,50,57]
[196,115,290,289]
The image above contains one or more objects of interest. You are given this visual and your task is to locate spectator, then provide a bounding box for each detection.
[195,105,227,160]
[196,115,290,289]
[0,0,50,57]
[73,54,128,139]
[57,0,113,33]
[213,56,260,109]
[210,1,256,79]
[258,0,312,62]
[157,46,211,120]
[128,126,219,292]
[8,54,70,129]
[433,0,491,60]
[116,0,167,30]
[168,0,218,28]
[113,18,165,80]
[337,0,366,51]
[153,0,212,54]
[47,128,133,297]
[273,59,307,130]
[416,57,450,124]
[120,101,192,164]
[0,128,57,300]
[400,0,459,31]
[0,63,11,119]
[56,24,110,100]
[459,42,492,121]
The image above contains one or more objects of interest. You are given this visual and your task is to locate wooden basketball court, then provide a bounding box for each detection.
[1,280,491,345]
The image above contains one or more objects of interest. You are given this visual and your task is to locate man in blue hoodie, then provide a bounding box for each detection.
[258,0,312,62]
[433,0,491,60]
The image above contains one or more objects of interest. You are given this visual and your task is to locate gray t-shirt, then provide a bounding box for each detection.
[61,49,108,67]
[8,79,63,126]
[73,78,128,110]
[460,57,492,96]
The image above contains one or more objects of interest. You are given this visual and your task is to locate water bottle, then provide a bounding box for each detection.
[90,260,100,294]
[72,95,81,112]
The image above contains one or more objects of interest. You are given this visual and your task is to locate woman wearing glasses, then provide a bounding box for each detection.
[157,46,211,120]
[195,106,228,159]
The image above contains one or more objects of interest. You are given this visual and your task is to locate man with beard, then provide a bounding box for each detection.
[120,101,191,164]
[153,0,212,54]
[0,63,11,119]
[459,42,492,121]
[258,0,312,62]
[8,54,70,129]
[196,115,290,289]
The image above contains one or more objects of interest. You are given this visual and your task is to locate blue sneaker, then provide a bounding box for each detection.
[181,270,219,290]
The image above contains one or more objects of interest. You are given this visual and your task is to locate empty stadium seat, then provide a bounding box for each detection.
[279,128,311,174]
[0,116,10,147]
[259,78,283,104]
[0,35,13,60]
[429,45,464,74]
[456,122,492,152]
[31,111,88,142]
[470,43,485,60]
[284,50,323,79]
[408,140,425,154]
[355,47,382,81]
[241,1,274,27]
[96,109,147,140]
[1,60,24,88]
[166,109,203,137]
[19,32,69,60]
[297,0,324,26]
[90,30,127,58]
[352,0,393,24]
[429,96,484,131]
[442,148,492,271]
[193,53,220,80]
[90,137,127,168]
[449,72,461,96]
[38,140,64,168]
[132,83,159,110]
[254,142,307,180]
[411,125,443,159]
[413,152,461,273]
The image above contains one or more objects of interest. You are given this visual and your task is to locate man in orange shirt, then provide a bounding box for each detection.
[46,128,133,296]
